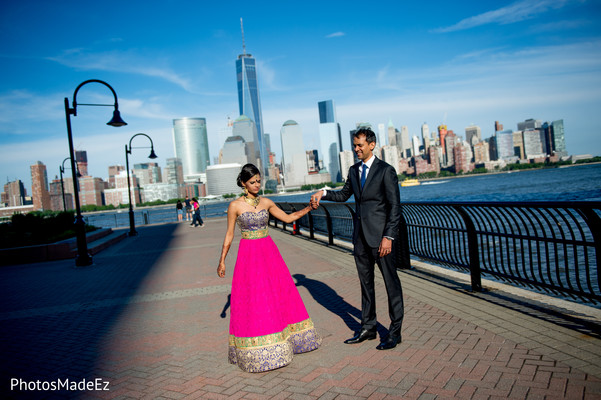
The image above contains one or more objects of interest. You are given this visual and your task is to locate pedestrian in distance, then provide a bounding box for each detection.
[176,200,184,222]
[190,198,204,227]
[184,196,192,222]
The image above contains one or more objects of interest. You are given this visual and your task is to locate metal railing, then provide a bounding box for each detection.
[270,201,601,303]
[83,203,225,229]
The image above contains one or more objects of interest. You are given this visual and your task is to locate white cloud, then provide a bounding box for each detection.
[257,39,601,157]
[326,32,345,38]
[47,49,194,92]
[434,0,575,33]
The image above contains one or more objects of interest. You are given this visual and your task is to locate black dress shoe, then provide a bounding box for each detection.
[344,329,377,344]
[376,334,401,350]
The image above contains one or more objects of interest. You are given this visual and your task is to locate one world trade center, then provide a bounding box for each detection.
[236,18,268,176]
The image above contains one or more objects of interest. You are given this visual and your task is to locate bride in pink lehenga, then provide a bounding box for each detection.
[217,164,321,373]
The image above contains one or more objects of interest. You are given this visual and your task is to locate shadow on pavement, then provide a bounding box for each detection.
[293,273,386,336]
[0,223,180,398]
[220,294,231,318]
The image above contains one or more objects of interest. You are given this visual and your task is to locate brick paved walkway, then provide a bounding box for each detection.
[1,220,600,399]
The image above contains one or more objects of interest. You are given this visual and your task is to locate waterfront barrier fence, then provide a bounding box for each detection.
[270,201,601,304]
[82,203,224,229]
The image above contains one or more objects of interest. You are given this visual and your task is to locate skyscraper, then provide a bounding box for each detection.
[318,100,336,124]
[465,125,482,146]
[133,163,161,187]
[400,126,410,157]
[522,129,545,159]
[551,119,567,157]
[387,119,396,147]
[172,117,210,179]
[377,123,387,147]
[220,136,248,166]
[438,125,448,156]
[411,135,421,158]
[30,161,51,211]
[495,130,515,160]
[421,123,430,153]
[165,158,184,185]
[232,114,258,165]
[237,19,267,175]
[280,120,307,187]
[2,180,26,207]
[518,118,542,131]
[444,131,458,166]
[318,100,343,182]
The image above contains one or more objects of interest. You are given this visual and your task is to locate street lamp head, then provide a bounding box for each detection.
[107,109,127,127]
[148,148,158,159]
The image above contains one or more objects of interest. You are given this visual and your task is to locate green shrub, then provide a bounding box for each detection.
[0,211,96,249]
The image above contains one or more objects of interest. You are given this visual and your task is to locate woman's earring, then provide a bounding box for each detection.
[243,188,248,195]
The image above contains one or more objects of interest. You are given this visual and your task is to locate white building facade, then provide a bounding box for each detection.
[280,120,307,187]
[206,163,243,196]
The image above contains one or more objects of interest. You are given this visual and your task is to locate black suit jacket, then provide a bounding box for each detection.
[324,157,401,248]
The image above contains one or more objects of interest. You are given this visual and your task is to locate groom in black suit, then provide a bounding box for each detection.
[311,127,404,350]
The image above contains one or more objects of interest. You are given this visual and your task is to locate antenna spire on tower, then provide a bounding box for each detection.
[240,18,246,55]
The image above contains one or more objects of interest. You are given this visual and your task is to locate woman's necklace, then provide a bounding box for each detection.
[243,195,260,208]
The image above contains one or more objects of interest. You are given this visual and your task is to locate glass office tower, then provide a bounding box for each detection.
[237,52,267,175]
[172,118,210,178]
[318,100,336,124]
[318,100,343,182]
[551,119,567,157]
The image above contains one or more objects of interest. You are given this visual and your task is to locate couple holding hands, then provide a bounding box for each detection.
[217,127,404,373]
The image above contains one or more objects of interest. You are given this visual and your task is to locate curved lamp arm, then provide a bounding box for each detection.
[127,133,157,158]
[60,157,71,174]
[67,79,127,126]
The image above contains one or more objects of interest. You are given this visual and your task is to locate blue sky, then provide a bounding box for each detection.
[1,0,600,192]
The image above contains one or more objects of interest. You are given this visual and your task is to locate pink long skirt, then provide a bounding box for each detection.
[228,235,321,372]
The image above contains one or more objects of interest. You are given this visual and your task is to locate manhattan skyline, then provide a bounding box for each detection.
[1,0,600,191]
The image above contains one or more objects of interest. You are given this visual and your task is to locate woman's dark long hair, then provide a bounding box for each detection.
[236,164,261,188]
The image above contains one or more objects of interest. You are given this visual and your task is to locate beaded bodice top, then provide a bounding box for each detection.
[237,209,269,232]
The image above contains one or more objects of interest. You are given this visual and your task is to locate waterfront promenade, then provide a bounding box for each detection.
[1,219,601,399]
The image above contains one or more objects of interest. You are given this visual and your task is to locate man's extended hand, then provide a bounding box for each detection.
[378,237,393,258]
[310,190,324,208]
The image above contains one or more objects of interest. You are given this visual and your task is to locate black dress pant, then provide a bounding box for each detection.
[353,229,404,336]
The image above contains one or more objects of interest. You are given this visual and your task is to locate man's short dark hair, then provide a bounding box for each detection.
[353,127,377,144]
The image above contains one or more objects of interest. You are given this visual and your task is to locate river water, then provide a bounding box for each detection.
[277,163,601,203]
[84,163,601,229]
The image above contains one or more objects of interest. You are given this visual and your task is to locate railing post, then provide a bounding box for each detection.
[580,207,601,282]
[282,203,288,232]
[322,204,334,245]
[453,205,482,292]
[397,208,412,269]
[308,209,315,239]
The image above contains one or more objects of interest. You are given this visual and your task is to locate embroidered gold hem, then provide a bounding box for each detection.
[229,319,315,348]
[228,340,293,373]
[228,319,322,373]
[241,228,269,239]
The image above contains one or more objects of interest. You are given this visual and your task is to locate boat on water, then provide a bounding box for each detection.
[401,178,420,187]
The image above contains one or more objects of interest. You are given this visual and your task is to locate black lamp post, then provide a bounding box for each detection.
[64,79,127,266]
[125,133,157,236]
[59,157,82,212]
